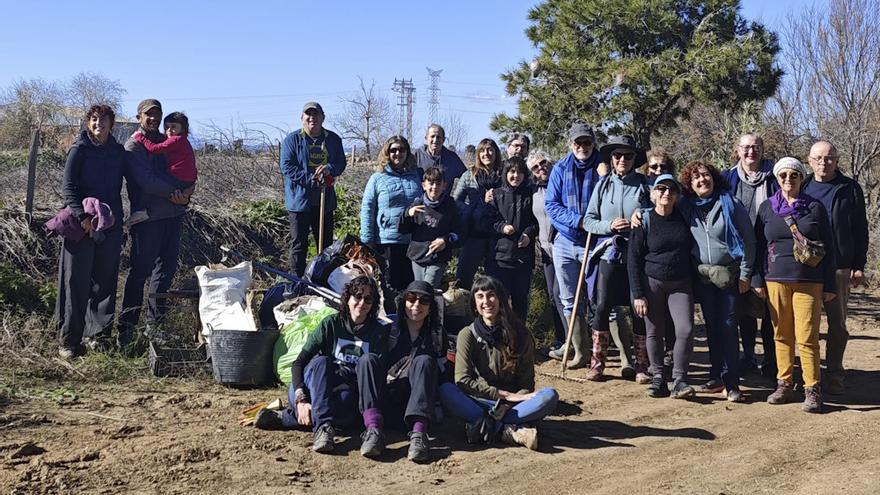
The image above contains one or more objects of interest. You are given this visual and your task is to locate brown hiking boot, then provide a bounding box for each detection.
[767,380,795,405]
[802,385,823,413]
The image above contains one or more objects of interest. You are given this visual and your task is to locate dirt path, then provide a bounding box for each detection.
[2,290,879,494]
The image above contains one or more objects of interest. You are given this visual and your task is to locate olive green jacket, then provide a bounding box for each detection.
[453,323,535,400]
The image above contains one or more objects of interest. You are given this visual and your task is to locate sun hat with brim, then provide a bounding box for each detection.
[653,173,681,192]
[772,157,808,178]
[403,280,435,298]
[600,135,646,167]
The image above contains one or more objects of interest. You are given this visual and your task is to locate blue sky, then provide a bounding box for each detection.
[0,0,814,147]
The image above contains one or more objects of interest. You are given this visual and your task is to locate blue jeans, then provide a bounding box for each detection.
[697,282,741,390]
[412,261,447,290]
[541,250,568,344]
[551,234,587,317]
[438,383,558,426]
[281,354,383,431]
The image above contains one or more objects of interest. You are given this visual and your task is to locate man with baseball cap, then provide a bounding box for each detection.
[280,101,346,276]
[118,98,194,348]
[544,121,603,370]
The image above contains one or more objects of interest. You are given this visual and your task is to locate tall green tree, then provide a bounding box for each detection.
[492,0,782,149]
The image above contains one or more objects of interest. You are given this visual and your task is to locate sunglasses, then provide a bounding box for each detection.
[648,163,668,171]
[778,171,801,180]
[351,293,375,305]
[611,152,635,160]
[389,147,405,154]
[654,184,678,194]
[531,160,550,171]
[574,139,594,148]
[405,293,432,305]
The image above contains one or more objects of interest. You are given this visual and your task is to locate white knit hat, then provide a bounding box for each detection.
[773,157,808,178]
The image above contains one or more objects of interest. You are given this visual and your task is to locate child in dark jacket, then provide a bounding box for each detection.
[399,167,463,290]
[481,157,538,322]
[128,111,197,226]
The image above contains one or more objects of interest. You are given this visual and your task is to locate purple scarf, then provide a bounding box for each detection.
[769,189,816,220]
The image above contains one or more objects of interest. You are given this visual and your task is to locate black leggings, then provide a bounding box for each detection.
[592,260,644,335]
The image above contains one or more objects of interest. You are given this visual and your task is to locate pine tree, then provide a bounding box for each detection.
[492,0,782,149]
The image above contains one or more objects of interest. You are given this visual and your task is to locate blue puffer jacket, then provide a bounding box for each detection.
[360,165,422,245]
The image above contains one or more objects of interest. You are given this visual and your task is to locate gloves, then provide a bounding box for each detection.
[313,169,335,187]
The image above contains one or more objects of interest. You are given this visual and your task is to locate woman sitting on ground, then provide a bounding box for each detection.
[438,276,558,451]
[627,174,696,399]
[256,276,390,458]
[385,281,448,463]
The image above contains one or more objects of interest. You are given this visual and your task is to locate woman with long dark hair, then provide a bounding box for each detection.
[452,138,503,290]
[360,136,422,290]
[438,276,558,450]
[385,281,448,462]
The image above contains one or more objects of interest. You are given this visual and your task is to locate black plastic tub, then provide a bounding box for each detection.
[209,329,279,387]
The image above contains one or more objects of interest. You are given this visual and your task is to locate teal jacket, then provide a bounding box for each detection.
[360,165,422,245]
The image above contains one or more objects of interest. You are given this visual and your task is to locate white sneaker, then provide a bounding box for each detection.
[501,424,538,450]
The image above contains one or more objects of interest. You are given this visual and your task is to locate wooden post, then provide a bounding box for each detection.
[24,127,40,222]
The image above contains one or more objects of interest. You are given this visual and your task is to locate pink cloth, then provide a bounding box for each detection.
[81,197,114,231]
[44,207,85,242]
[44,197,114,242]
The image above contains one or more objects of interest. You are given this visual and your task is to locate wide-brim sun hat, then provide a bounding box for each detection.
[403,280,435,297]
[600,135,646,167]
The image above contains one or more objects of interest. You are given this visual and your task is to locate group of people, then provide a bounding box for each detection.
[54,99,196,359]
[56,98,868,462]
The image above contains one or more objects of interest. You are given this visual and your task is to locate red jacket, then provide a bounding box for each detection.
[134,134,197,182]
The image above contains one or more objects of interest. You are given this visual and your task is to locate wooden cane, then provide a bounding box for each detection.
[318,185,327,253]
[560,231,593,378]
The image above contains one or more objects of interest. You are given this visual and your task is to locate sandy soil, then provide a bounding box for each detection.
[2,290,879,495]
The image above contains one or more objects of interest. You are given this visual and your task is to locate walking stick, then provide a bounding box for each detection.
[560,231,592,378]
[318,185,327,253]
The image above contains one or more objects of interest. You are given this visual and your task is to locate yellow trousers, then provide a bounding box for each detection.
[766,282,822,387]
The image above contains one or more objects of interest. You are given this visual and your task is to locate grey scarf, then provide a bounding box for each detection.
[736,159,772,220]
